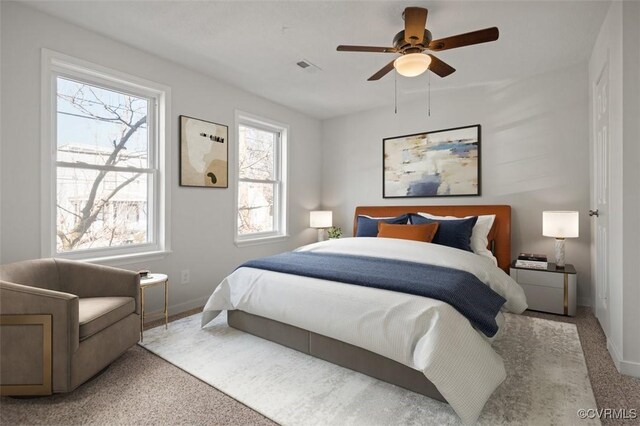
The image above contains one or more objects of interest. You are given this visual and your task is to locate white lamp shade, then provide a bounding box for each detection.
[310,211,332,228]
[543,211,579,238]
[394,53,432,77]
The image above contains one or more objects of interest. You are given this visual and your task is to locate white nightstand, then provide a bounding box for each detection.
[139,273,169,341]
[510,262,577,316]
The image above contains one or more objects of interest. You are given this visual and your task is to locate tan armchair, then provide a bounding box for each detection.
[0,258,140,395]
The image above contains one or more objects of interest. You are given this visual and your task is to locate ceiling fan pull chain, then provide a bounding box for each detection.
[428,71,431,117]
[394,70,398,114]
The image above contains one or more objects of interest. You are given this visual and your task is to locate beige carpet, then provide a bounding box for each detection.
[0,346,273,425]
[1,308,273,426]
[524,308,640,425]
[1,307,638,425]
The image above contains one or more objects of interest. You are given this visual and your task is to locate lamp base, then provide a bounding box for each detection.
[555,238,566,268]
[317,229,326,242]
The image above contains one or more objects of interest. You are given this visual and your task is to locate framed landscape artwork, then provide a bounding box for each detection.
[180,115,228,188]
[383,124,481,198]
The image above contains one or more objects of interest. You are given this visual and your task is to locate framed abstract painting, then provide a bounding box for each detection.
[383,124,481,198]
[179,115,229,188]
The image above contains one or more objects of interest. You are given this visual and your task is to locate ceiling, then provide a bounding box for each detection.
[24,1,610,119]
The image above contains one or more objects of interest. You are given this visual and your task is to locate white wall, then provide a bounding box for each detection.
[0,2,322,315]
[0,1,3,265]
[321,63,592,305]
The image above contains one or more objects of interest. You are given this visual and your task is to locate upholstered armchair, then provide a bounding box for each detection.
[0,258,140,395]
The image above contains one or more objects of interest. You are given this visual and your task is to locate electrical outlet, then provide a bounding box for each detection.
[181,269,190,285]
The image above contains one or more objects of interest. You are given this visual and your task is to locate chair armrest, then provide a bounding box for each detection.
[1,280,79,392]
[54,259,140,314]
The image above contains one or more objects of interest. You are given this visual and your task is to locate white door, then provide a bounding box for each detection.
[593,62,610,334]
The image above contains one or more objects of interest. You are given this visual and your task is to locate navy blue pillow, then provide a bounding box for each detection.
[409,214,478,252]
[356,214,409,237]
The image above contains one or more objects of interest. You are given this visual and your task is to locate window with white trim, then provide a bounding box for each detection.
[236,113,288,244]
[43,51,169,260]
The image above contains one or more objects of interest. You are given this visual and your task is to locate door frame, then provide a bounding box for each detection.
[591,57,610,335]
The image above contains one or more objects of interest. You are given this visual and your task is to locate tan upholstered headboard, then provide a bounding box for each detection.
[354,205,512,272]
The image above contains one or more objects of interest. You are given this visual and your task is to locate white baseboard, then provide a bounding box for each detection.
[620,359,640,378]
[578,297,591,307]
[607,338,622,370]
[168,295,209,316]
[142,295,209,322]
[606,339,640,378]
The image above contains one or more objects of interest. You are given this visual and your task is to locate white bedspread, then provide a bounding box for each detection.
[202,238,527,424]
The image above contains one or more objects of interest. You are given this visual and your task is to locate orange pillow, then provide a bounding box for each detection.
[377,222,439,243]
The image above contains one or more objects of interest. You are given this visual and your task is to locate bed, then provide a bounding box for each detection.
[202,205,527,424]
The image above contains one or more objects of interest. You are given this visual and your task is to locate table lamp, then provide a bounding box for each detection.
[542,211,579,268]
[310,211,332,242]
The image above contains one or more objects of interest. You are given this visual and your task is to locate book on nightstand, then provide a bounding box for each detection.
[518,252,547,261]
[515,253,548,269]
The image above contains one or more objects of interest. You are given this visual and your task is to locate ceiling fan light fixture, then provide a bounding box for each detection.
[394,53,432,77]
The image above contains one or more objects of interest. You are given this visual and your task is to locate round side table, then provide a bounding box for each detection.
[140,273,168,342]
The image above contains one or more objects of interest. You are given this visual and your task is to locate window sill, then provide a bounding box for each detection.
[79,250,172,267]
[235,235,289,248]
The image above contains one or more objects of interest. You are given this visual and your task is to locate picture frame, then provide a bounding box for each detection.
[383,124,481,198]
[179,115,229,188]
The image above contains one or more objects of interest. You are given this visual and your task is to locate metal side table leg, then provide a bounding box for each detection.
[164,280,169,330]
[140,286,145,342]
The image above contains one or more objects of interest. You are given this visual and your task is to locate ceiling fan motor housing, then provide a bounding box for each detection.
[393,30,432,53]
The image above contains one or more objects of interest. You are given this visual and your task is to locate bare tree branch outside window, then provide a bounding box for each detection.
[56,78,150,252]
[237,125,278,235]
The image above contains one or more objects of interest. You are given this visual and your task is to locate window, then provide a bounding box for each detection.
[235,112,288,245]
[42,50,170,261]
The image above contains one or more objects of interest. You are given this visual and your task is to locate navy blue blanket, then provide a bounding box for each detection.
[239,252,506,337]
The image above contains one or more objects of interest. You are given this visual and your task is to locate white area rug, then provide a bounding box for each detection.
[140,312,599,425]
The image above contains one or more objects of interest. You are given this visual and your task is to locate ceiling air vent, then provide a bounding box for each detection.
[296,59,322,74]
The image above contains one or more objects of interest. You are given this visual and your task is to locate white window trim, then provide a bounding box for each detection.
[234,110,289,247]
[40,49,172,262]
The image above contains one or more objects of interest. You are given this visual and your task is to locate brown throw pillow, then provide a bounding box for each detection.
[377,222,439,243]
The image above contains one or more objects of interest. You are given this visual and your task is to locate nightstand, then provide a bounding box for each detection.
[510,261,577,316]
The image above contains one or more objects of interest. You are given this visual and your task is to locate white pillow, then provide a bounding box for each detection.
[416,212,497,265]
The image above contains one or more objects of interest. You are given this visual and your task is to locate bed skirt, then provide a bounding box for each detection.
[227,310,446,403]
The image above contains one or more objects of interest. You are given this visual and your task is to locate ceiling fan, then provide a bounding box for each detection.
[336,7,499,81]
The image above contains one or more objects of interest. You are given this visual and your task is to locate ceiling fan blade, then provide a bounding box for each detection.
[427,54,456,77]
[368,59,397,81]
[404,7,428,45]
[428,27,499,51]
[337,45,397,53]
